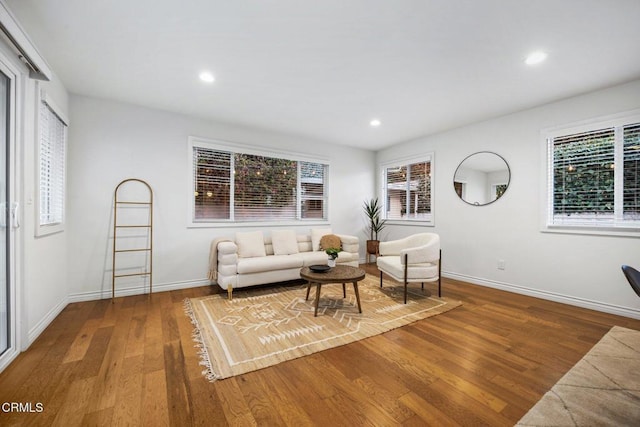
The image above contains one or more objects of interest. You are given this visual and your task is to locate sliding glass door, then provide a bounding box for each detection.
[0,69,9,357]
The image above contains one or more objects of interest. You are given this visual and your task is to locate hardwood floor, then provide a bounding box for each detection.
[2,264,639,426]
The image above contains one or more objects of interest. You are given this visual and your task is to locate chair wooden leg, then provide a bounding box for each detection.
[438,250,442,297]
[379,271,383,288]
[404,282,407,304]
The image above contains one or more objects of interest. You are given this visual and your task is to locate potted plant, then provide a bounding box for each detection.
[325,247,340,267]
[363,197,386,259]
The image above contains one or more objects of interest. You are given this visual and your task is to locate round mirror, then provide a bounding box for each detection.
[453,151,510,206]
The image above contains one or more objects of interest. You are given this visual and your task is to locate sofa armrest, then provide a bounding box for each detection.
[400,240,439,265]
[217,241,237,252]
[218,241,238,263]
[208,240,237,283]
[336,234,359,254]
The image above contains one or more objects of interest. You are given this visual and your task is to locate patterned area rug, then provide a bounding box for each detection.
[517,325,640,426]
[184,274,461,380]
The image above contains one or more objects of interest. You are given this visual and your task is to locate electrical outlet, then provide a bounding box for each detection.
[497,259,506,270]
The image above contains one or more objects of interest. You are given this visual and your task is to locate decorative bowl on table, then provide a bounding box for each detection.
[309,265,331,273]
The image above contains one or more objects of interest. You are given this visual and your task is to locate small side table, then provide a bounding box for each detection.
[300,265,366,316]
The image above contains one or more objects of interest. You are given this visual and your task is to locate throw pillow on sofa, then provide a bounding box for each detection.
[236,230,267,258]
[311,228,332,252]
[320,234,341,251]
[271,230,299,255]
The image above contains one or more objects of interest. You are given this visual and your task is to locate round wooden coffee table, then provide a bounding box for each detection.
[300,265,366,316]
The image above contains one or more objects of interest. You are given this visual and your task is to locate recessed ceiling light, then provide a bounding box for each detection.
[370,119,381,127]
[199,71,215,83]
[525,51,547,65]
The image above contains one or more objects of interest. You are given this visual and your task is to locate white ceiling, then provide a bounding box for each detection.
[6,0,640,150]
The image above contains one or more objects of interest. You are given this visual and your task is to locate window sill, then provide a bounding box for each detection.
[542,225,640,238]
[35,223,64,237]
[187,220,331,229]
[385,220,435,227]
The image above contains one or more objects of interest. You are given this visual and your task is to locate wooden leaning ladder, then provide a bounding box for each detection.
[112,178,153,302]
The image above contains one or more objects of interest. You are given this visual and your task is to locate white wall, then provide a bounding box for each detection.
[21,72,70,345]
[67,95,376,300]
[0,38,69,351]
[0,2,73,375]
[0,56,69,350]
[377,79,640,318]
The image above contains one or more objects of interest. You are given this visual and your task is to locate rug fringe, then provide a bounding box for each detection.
[183,298,220,382]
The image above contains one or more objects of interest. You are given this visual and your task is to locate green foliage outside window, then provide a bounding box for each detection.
[495,184,508,199]
[192,143,327,221]
[234,154,297,207]
[553,130,615,216]
[623,124,640,219]
[551,122,640,223]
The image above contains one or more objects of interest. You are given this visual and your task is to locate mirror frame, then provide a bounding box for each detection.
[453,151,510,206]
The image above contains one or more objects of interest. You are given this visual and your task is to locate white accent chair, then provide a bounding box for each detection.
[376,233,441,303]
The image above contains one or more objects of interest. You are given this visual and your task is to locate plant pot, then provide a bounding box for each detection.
[366,240,380,255]
[328,258,336,268]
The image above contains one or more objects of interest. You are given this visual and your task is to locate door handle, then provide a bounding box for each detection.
[11,202,19,229]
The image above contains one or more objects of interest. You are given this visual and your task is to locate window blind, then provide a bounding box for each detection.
[385,165,407,220]
[551,128,615,225]
[191,142,327,222]
[193,147,231,220]
[623,123,640,221]
[547,119,640,229]
[409,162,431,218]
[39,101,66,226]
[300,161,326,219]
[383,159,432,221]
[233,153,297,221]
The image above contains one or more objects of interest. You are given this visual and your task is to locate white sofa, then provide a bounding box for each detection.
[210,229,360,298]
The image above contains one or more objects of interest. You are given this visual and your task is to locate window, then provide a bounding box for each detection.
[300,161,326,219]
[623,124,640,222]
[381,154,433,224]
[190,138,328,224]
[37,94,67,235]
[545,112,640,231]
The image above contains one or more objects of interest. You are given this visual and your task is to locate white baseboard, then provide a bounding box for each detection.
[0,347,19,374]
[27,295,69,346]
[444,271,640,320]
[67,278,211,303]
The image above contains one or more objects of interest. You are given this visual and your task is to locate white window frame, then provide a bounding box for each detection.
[187,136,330,227]
[541,109,640,236]
[35,89,68,237]
[380,152,435,226]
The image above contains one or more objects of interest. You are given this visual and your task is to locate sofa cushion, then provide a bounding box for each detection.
[336,251,359,263]
[271,230,299,255]
[299,251,330,267]
[377,255,438,281]
[235,231,266,258]
[237,254,303,274]
[311,228,332,251]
